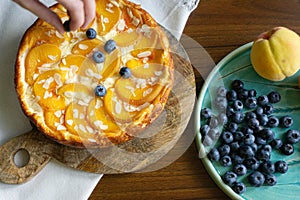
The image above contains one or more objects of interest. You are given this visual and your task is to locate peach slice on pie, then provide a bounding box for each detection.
[113,29,141,47]
[104,88,137,122]
[72,39,103,56]
[115,78,164,105]
[126,59,165,79]
[33,70,66,110]
[44,109,66,132]
[65,103,96,137]
[57,83,94,102]
[96,0,121,35]
[101,49,121,79]
[87,99,121,133]
[24,26,66,48]
[25,44,61,84]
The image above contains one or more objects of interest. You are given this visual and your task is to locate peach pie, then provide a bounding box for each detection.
[15,0,174,148]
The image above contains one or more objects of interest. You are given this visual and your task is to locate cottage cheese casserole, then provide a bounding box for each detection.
[15,0,174,148]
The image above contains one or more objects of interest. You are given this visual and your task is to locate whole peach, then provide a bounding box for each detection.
[250,27,300,81]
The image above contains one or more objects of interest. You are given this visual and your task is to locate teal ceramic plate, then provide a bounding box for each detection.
[195,42,300,200]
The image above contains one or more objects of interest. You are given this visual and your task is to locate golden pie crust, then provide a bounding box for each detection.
[15,0,174,148]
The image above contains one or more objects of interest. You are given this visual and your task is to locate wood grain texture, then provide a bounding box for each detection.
[89,0,300,199]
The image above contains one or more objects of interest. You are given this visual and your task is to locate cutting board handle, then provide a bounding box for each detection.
[0,128,52,184]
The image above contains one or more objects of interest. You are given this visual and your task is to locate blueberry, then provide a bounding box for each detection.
[208,116,219,128]
[280,115,294,128]
[270,138,283,149]
[286,129,300,144]
[226,106,235,117]
[255,136,267,146]
[248,118,260,130]
[233,164,247,176]
[208,128,220,140]
[249,142,258,153]
[281,143,294,155]
[237,89,249,101]
[230,141,240,152]
[240,127,254,135]
[94,84,107,97]
[63,20,71,32]
[257,114,268,126]
[259,128,274,142]
[233,131,244,141]
[218,113,228,125]
[244,157,260,170]
[275,160,288,173]
[93,51,105,63]
[216,86,227,97]
[261,144,272,153]
[86,28,97,39]
[208,148,220,161]
[259,160,275,174]
[232,182,246,194]
[231,153,244,164]
[226,122,238,133]
[214,96,228,111]
[201,108,212,120]
[244,97,257,109]
[119,66,132,78]
[239,145,255,159]
[104,39,117,53]
[231,80,244,91]
[222,131,234,144]
[268,91,281,103]
[263,104,274,115]
[264,174,277,186]
[222,171,237,186]
[255,106,264,115]
[231,111,244,124]
[220,155,232,167]
[256,149,271,161]
[243,134,255,145]
[226,90,237,101]
[248,89,257,97]
[267,115,279,128]
[202,135,213,146]
[257,95,269,106]
[232,100,243,111]
[248,171,265,187]
[245,111,257,121]
[200,124,210,135]
[218,144,231,156]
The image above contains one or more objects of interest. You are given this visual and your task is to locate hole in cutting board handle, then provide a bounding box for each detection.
[13,148,30,168]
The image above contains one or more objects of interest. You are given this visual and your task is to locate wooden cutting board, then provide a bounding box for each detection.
[0,32,196,184]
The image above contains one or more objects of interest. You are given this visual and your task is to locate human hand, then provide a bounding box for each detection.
[13,0,96,34]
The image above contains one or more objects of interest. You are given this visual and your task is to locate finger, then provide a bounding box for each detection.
[13,0,65,33]
[59,0,85,31]
[81,0,96,29]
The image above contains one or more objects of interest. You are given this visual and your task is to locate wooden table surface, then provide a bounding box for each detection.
[89,1,300,199]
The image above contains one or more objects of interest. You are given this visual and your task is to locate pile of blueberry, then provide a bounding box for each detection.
[200,79,300,195]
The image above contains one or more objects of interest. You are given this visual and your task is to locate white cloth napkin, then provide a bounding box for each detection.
[0,0,199,199]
